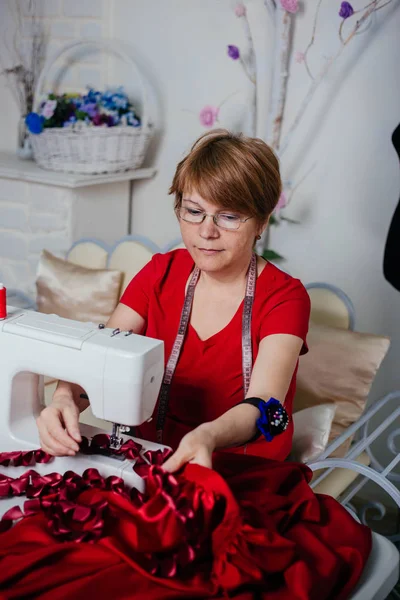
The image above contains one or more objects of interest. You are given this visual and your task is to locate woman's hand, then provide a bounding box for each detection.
[162,424,216,473]
[36,395,82,457]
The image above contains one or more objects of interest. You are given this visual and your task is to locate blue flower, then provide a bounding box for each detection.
[63,116,77,128]
[25,112,45,134]
[106,110,121,125]
[256,398,286,442]
[110,93,128,109]
[86,88,102,104]
[126,111,141,127]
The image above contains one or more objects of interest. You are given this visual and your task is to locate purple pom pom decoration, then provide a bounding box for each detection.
[227,45,240,60]
[339,1,354,19]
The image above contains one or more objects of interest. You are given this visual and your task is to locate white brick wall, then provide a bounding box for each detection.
[49,20,76,38]
[20,0,108,94]
[22,0,62,18]
[0,180,73,294]
[0,232,28,261]
[0,0,111,294]
[63,0,104,19]
[80,22,103,38]
[0,177,130,296]
[0,205,29,231]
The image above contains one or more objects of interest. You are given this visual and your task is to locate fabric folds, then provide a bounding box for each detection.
[0,446,371,600]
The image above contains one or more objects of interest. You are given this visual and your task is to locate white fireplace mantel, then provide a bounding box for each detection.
[0,152,157,296]
[0,152,156,189]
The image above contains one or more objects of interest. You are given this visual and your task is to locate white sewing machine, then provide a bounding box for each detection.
[0,306,167,506]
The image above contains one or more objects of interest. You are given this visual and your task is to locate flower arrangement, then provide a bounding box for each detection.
[26,87,142,135]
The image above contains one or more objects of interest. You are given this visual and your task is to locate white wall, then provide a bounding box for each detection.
[270,1,400,409]
[108,0,255,247]
[110,0,400,473]
[109,0,400,399]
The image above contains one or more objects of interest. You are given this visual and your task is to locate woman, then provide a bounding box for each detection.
[8,130,371,600]
[36,129,310,471]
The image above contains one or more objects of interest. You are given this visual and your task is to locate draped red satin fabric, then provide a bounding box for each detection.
[0,449,371,600]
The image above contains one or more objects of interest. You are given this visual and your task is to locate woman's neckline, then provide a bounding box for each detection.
[185,253,271,344]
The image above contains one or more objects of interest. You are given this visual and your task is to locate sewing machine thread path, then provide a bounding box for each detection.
[0,306,167,499]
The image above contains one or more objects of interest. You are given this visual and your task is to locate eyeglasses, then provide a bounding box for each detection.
[178,207,252,231]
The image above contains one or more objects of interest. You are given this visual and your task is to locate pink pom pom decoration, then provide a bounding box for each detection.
[280,0,299,13]
[295,51,305,64]
[234,4,246,17]
[199,106,220,128]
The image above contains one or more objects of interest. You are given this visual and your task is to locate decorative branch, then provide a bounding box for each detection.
[280,0,391,156]
[0,0,48,117]
[234,3,257,135]
[302,0,324,80]
[266,5,293,150]
[256,0,296,255]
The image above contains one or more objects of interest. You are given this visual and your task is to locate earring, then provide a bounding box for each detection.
[256,235,261,240]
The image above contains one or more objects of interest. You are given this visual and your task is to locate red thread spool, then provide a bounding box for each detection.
[0,284,7,320]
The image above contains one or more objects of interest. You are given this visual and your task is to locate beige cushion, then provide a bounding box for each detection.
[36,250,123,324]
[290,403,337,463]
[294,322,390,456]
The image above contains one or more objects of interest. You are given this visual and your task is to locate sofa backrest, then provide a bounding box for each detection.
[67,235,185,296]
[66,235,355,331]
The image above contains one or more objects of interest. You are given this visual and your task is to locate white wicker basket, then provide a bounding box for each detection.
[29,39,153,174]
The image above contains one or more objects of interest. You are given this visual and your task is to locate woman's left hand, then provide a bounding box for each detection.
[162,424,216,473]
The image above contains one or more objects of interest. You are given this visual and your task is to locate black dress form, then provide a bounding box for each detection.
[383,123,400,291]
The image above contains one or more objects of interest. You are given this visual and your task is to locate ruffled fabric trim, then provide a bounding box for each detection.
[0,440,372,600]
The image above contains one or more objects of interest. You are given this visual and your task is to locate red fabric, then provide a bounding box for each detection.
[0,452,371,600]
[120,250,311,459]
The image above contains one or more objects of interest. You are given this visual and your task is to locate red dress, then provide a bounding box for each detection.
[120,249,311,459]
[0,253,372,599]
[0,449,372,600]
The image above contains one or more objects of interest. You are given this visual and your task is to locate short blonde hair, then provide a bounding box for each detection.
[169,129,281,223]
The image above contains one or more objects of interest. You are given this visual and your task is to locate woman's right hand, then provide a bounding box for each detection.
[36,394,82,457]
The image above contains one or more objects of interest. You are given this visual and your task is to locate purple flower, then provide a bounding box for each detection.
[42,100,57,119]
[199,106,219,128]
[227,45,240,60]
[92,113,114,127]
[339,1,354,18]
[25,112,45,134]
[80,102,98,118]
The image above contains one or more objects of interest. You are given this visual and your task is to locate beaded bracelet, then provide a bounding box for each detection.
[240,397,289,442]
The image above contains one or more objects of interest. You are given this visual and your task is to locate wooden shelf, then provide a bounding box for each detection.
[0,152,156,189]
